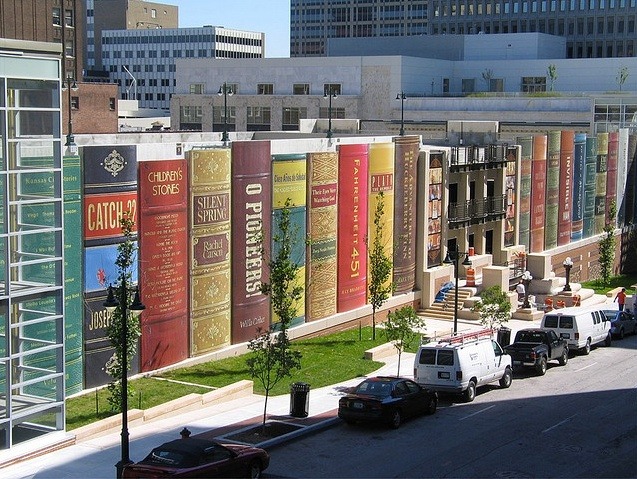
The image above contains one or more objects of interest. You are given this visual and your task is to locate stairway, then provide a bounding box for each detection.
[419,288,473,320]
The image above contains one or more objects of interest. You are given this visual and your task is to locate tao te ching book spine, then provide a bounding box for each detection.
[137,159,189,371]
[392,136,419,294]
[594,132,609,234]
[571,133,586,241]
[583,135,598,238]
[187,148,232,356]
[530,135,547,253]
[606,131,619,221]
[231,140,272,343]
[517,137,533,251]
[337,143,369,312]
[306,151,339,321]
[544,130,560,250]
[368,142,395,293]
[272,153,307,327]
[557,130,574,246]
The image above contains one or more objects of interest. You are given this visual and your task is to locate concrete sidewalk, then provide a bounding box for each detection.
[2,316,543,479]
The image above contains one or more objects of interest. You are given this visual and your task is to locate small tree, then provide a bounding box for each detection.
[105,211,141,412]
[598,200,617,285]
[617,66,629,92]
[471,285,511,331]
[547,64,558,91]
[247,197,303,428]
[367,191,393,340]
[482,68,494,92]
[384,306,426,377]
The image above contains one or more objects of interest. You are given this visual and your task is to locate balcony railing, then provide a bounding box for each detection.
[449,144,515,169]
[448,195,506,225]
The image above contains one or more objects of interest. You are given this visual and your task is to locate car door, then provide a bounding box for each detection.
[394,380,416,417]
[404,379,427,416]
[200,445,238,478]
[488,340,506,383]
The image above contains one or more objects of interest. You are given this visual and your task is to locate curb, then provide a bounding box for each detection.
[258,416,342,449]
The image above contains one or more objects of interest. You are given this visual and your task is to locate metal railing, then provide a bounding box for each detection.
[449,144,515,167]
[448,195,506,224]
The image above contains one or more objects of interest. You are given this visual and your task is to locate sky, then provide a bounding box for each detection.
[167,0,291,58]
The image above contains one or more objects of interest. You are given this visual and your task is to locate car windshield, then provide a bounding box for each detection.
[354,380,392,397]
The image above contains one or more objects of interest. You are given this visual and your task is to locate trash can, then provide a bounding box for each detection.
[497,327,512,347]
[290,382,310,418]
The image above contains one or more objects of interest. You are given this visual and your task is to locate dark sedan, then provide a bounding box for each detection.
[603,309,637,339]
[338,376,437,429]
[122,437,270,479]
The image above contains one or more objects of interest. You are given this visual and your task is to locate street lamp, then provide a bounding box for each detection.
[324,86,337,139]
[443,246,472,333]
[396,91,406,136]
[217,82,233,144]
[62,76,79,155]
[521,270,533,309]
[562,257,573,292]
[104,283,145,479]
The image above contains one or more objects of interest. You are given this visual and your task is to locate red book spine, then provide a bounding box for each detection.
[337,143,369,312]
[231,140,272,343]
[530,135,547,253]
[558,130,574,246]
[137,159,189,371]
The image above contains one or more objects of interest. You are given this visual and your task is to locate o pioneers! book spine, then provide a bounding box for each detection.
[530,135,547,252]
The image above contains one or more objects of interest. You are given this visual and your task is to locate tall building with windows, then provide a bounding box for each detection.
[290,0,636,58]
[102,26,265,109]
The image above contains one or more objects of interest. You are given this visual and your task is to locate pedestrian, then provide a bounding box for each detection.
[516,279,525,302]
[614,287,627,311]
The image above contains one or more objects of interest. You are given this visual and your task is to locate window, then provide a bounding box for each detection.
[437,350,455,366]
[190,83,205,94]
[323,83,341,95]
[282,107,307,130]
[319,107,346,119]
[462,79,475,93]
[53,7,61,25]
[70,96,79,110]
[293,83,310,95]
[521,76,546,92]
[109,98,116,110]
[418,349,436,364]
[151,8,157,18]
[161,78,170,87]
[247,106,271,129]
[257,83,273,95]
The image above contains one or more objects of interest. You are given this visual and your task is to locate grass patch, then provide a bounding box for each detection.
[580,274,637,295]
[66,326,408,430]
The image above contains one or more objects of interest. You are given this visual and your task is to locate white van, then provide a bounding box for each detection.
[540,305,611,354]
[413,329,513,402]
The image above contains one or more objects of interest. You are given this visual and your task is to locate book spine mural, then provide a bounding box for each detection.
[427,151,444,267]
[616,129,630,226]
[595,132,609,234]
[606,131,618,222]
[272,153,307,327]
[231,140,272,343]
[557,130,574,246]
[392,136,419,294]
[82,145,139,388]
[504,145,518,247]
[571,133,586,241]
[137,159,189,371]
[306,152,338,321]
[530,135,547,253]
[187,148,232,356]
[627,133,637,225]
[337,143,369,312]
[583,136,598,238]
[517,137,533,250]
[368,142,395,292]
[64,153,84,395]
[544,130,560,249]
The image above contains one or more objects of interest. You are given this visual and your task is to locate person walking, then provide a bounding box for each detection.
[614,287,627,311]
[516,280,525,303]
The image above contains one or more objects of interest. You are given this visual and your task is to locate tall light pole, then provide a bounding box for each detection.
[63,76,78,155]
[443,245,472,334]
[562,257,573,292]
[104,283,145,479]
[396,91,406,136]
[217,82,233,144]
[324,86,337,138]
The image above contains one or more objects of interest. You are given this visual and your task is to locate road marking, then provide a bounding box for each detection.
[459,405,496,420]
[574,362,597,372]
[542,414,577,433]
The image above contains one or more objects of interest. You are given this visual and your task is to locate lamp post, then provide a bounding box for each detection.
[522,270,533,309]
[324,86,337,138]
[562,257,573,292]
[217,82,233,144]
[104,283,145,479]
[396,91,406,136]
[443,246,472,333]
[62,76,79,155]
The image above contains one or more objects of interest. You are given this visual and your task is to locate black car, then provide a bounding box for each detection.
[603,309,637,339]
[122,437,270,478]
[338,376,437,429]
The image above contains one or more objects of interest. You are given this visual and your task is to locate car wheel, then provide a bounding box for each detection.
[619,328,625,340]
[499,367,513,388]
[464,380,477,402]
[248,461,262,479]
[581,339,591,355]
[536,357,547,376]
[389,409,402,429]
[558,349,568,366]
[604,332,612,346]
[426,394,438,415]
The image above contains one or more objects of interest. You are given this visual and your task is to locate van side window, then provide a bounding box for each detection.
[560,316,574,329]
[544,315,558,328]
[437,350,455,366]
[418,349,436,365]
[592,311,600,324]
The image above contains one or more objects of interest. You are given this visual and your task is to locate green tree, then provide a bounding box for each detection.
[247,197,303,428]
[547,64,558,91]
[105,211,141,412]
[384,306,426,377]
[598,200,617,285]
[617,66,629,92]
[367,191,393,340]
[471,285,511,331]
